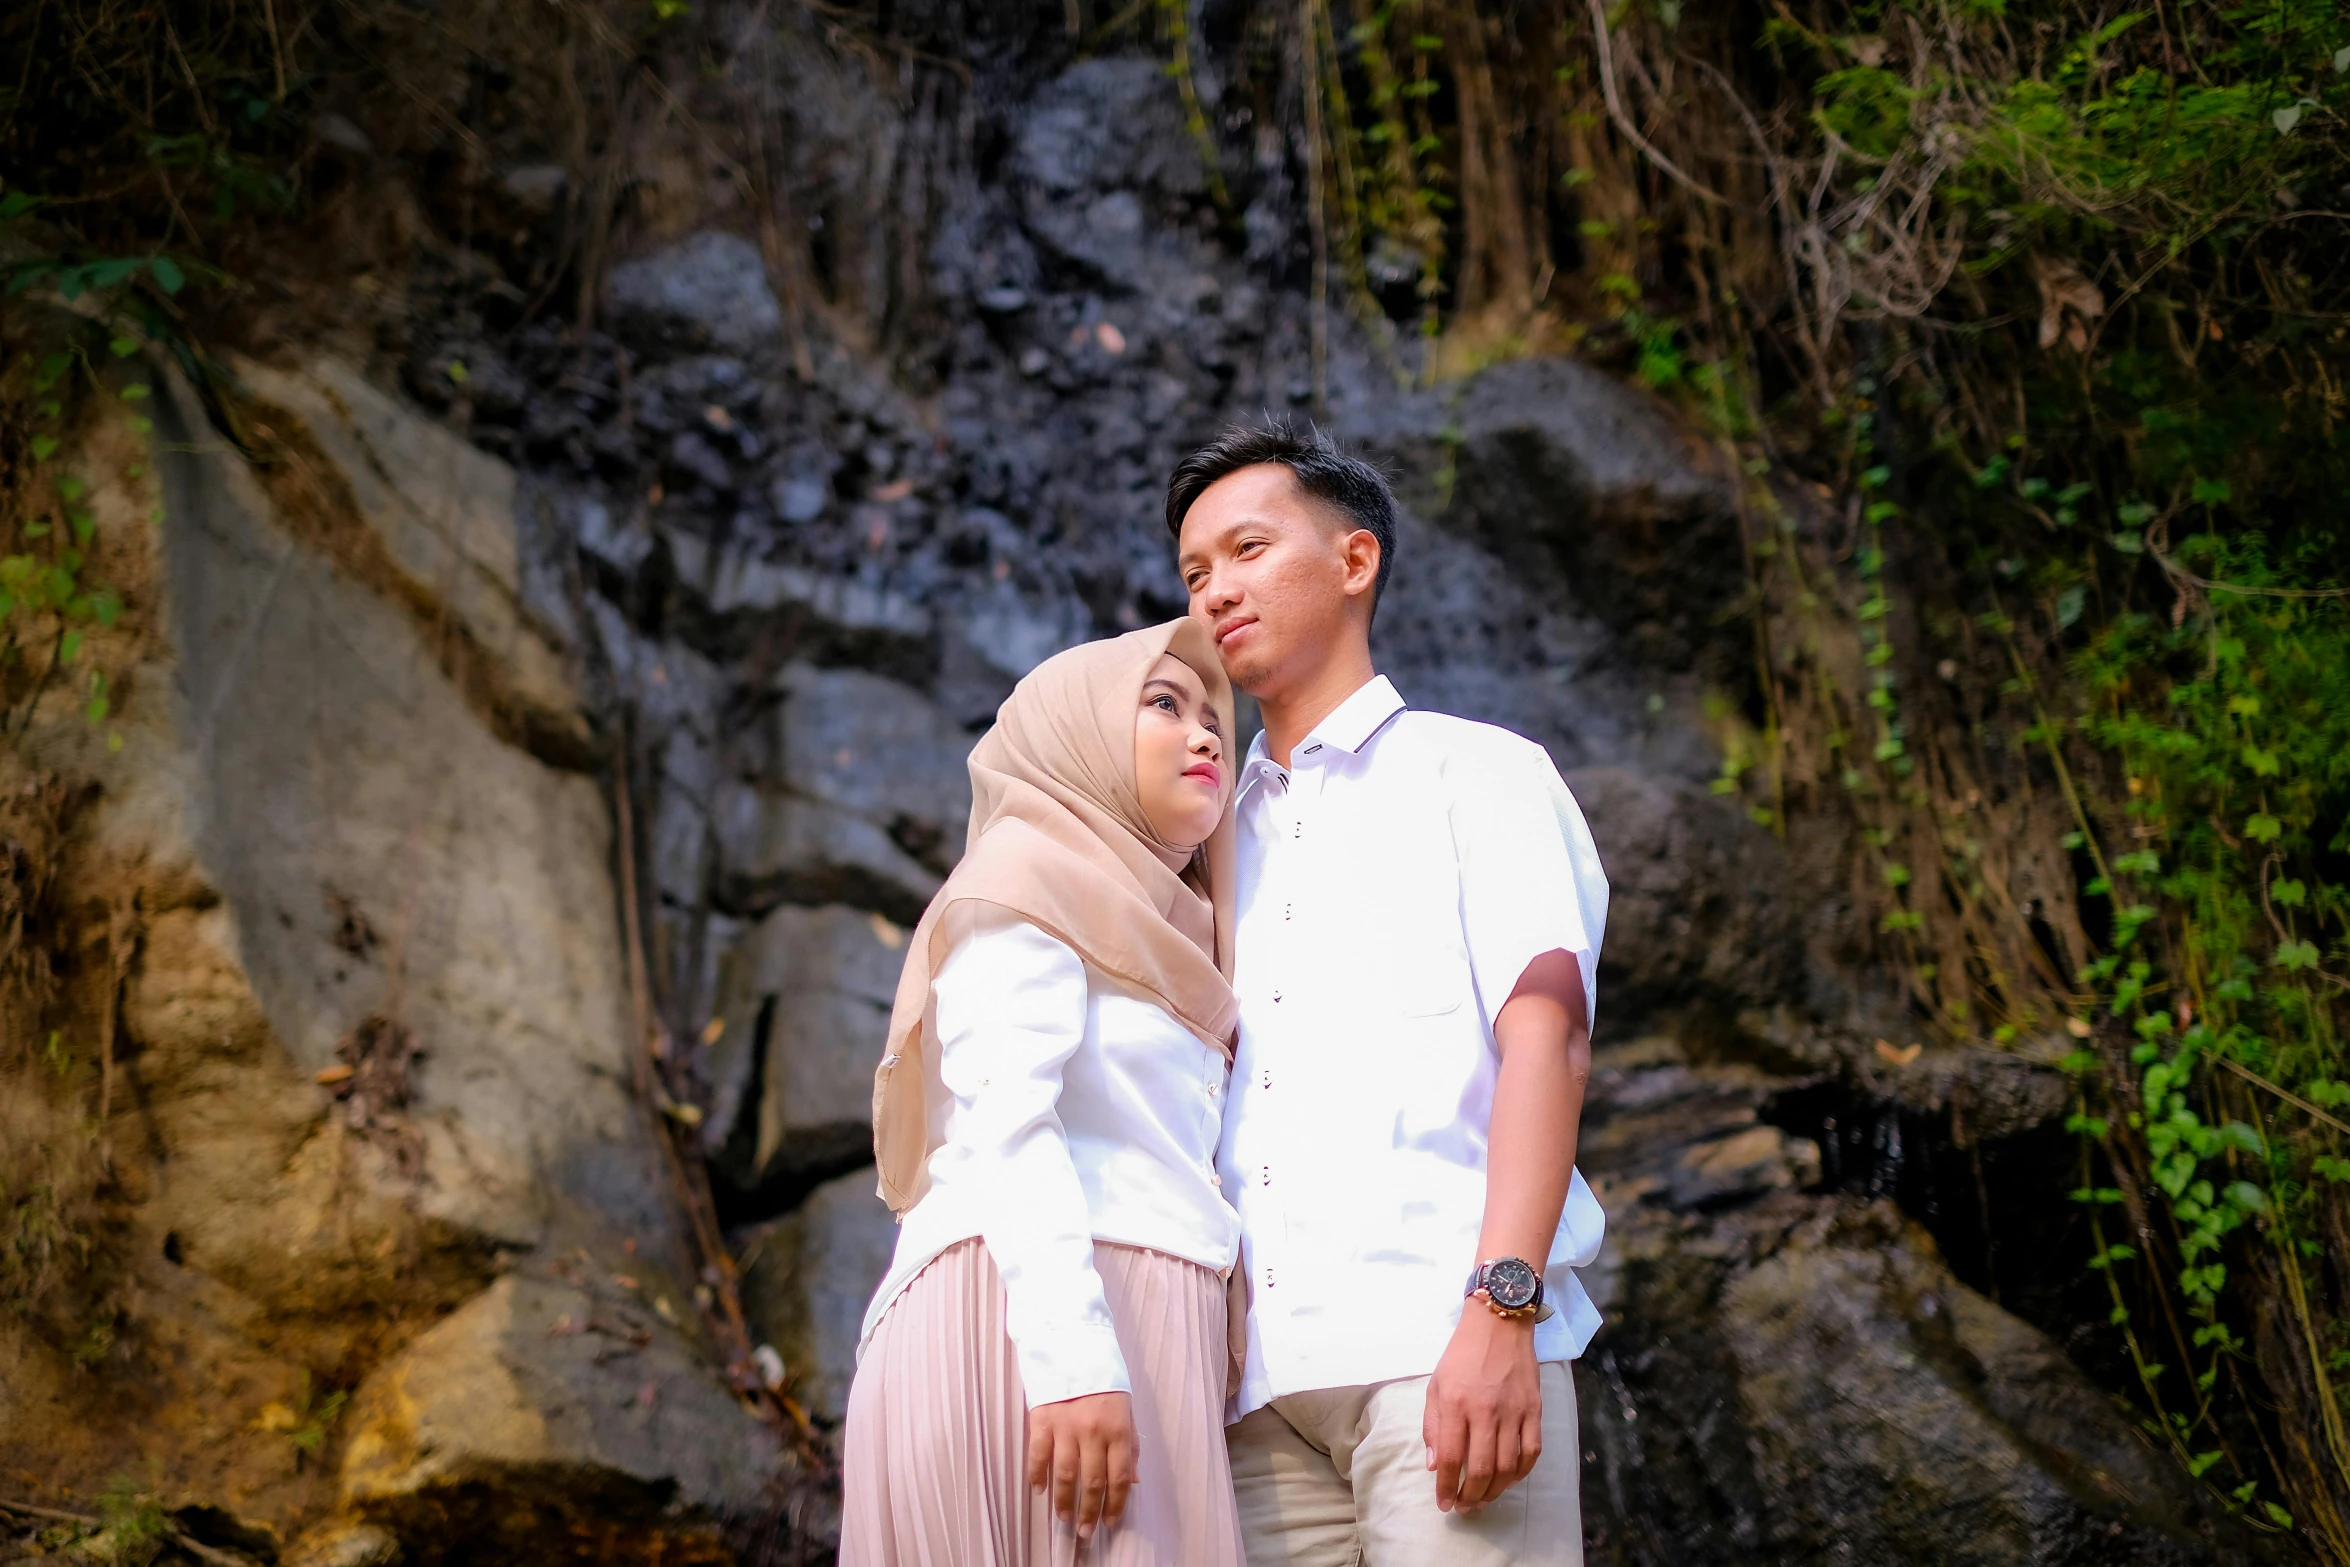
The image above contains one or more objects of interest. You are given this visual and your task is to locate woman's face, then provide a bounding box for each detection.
[1134,653,1228,850]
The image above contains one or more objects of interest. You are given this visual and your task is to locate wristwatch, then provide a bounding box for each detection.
[1465,1256,1553,1323]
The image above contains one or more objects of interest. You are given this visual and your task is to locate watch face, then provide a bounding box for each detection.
[1484,1257,1540,1311]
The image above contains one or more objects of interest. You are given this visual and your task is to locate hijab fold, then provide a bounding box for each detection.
[872,619,1237,1216]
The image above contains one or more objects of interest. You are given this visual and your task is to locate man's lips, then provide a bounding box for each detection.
[1213,615,1255,648]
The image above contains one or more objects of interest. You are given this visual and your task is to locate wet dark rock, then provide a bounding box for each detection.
[1348,357,1742,670]
[1574,1033,2265,1567]
[606,231,783,358]
[1566,766,1806,1018]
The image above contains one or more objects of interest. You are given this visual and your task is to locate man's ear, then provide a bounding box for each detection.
[1341,529,1382,601]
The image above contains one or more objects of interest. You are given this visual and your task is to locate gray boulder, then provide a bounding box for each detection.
[710,903,906,1194]
[714,666,974,925]
[607,231,784,357]
[340,1271,776,1551]
[738,1171,901,1423]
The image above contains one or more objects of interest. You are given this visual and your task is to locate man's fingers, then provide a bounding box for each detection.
[1430,1397,1468,1513]
[1492,1417,1523,1497]
[1457,1414,1499,1510]
[1516,1411,1545,1481]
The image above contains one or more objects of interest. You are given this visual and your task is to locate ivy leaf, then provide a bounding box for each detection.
[2272,878,2306,908]
[29,435,58,462]
[59,629,82,666]
[2275,940,2319,971]
[2240,745,2280,777]
[148,256,185,295]
[2245,813,2282,843]
[2273,105,2302,134]
[2055,586,2084,628]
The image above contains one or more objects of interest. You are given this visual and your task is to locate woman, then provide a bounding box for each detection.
[841,619,1246,1566]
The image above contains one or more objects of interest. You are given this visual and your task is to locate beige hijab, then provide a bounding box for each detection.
[872,618,1238,1215]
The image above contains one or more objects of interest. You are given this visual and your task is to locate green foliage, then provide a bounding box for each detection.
[1575,0,2350,1548]
[95,1474,167,1567]
[284,1370,349,1470]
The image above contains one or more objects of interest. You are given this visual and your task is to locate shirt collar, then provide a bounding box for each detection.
[1237,675,1406,799]
[1306,675,1406,756]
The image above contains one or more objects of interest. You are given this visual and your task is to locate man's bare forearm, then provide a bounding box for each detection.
[1479,948,1589,1268]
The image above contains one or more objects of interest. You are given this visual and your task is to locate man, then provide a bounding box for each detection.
[1168,422,1609,1566]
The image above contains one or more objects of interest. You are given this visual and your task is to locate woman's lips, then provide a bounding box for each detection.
[1184,762,1222,788]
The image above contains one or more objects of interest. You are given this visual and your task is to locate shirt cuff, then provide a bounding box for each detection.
[1015,1317,1132,1408]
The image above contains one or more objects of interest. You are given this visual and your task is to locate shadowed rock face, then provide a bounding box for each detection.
[13,35,2242,1567]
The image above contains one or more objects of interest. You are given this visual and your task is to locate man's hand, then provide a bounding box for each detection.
[1423,1301,1543,1512]
[1028,1391,1138,1540]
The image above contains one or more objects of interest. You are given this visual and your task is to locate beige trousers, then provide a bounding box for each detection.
[1226,1362,1583,1567]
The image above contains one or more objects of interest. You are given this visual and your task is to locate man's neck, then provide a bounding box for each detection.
[1257,643,1379,768]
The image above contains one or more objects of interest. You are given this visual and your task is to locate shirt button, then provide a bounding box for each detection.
[1264,1268,1275,1288]
[1261,1070,1272,1089]
[1260,1165,1271,1186]
[1271,989,1282,1002]
[1207,1080,1220,1098]
[1210,1172,1223,1188]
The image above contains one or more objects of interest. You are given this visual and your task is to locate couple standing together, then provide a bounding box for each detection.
[839,422,1609,1567]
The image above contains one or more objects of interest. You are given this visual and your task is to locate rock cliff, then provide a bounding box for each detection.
[0,43,2269,1567]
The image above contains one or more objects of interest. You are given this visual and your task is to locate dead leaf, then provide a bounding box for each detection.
[869,912,905,951]
[2066,1017,2093,1038]
[702,403,735,431]
[872,477,915,502]
[252,1402,298,1434]
[1094,321,1126,354]
[2032,256,2105,351]
[699,1016,725,1046]
[1874,1039,1923,1067]
[314,1063,354,1086]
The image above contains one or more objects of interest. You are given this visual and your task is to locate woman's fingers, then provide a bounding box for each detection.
[1074,1435,1110,1538]
[1026,1416,1054,1498]
[1052,1427,1082,1524]
[1102,1428,1137,1528]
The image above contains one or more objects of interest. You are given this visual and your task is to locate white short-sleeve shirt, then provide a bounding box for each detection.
[1216,675,1610,1419]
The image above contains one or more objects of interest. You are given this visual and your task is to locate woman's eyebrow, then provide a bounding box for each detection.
[1140,677,1189,698]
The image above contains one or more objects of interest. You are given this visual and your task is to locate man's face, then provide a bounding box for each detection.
[1175,464,1378,698]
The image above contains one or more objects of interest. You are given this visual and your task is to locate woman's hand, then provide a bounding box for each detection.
[1027,1390,1139,1540]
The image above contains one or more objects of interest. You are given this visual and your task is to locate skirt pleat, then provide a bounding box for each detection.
[839,1238,1245,1567]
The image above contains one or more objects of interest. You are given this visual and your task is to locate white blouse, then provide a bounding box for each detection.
[856,907,1240,1407]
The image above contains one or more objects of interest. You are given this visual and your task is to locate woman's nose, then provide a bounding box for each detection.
[1190,725,1219,756]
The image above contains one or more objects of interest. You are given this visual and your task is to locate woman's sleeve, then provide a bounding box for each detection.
[930,907,1130,1407]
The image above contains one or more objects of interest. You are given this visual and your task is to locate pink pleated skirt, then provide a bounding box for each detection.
[839,1237,1245,1567]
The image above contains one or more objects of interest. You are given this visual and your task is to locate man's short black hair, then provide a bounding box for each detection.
[1164,420,1398,606]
